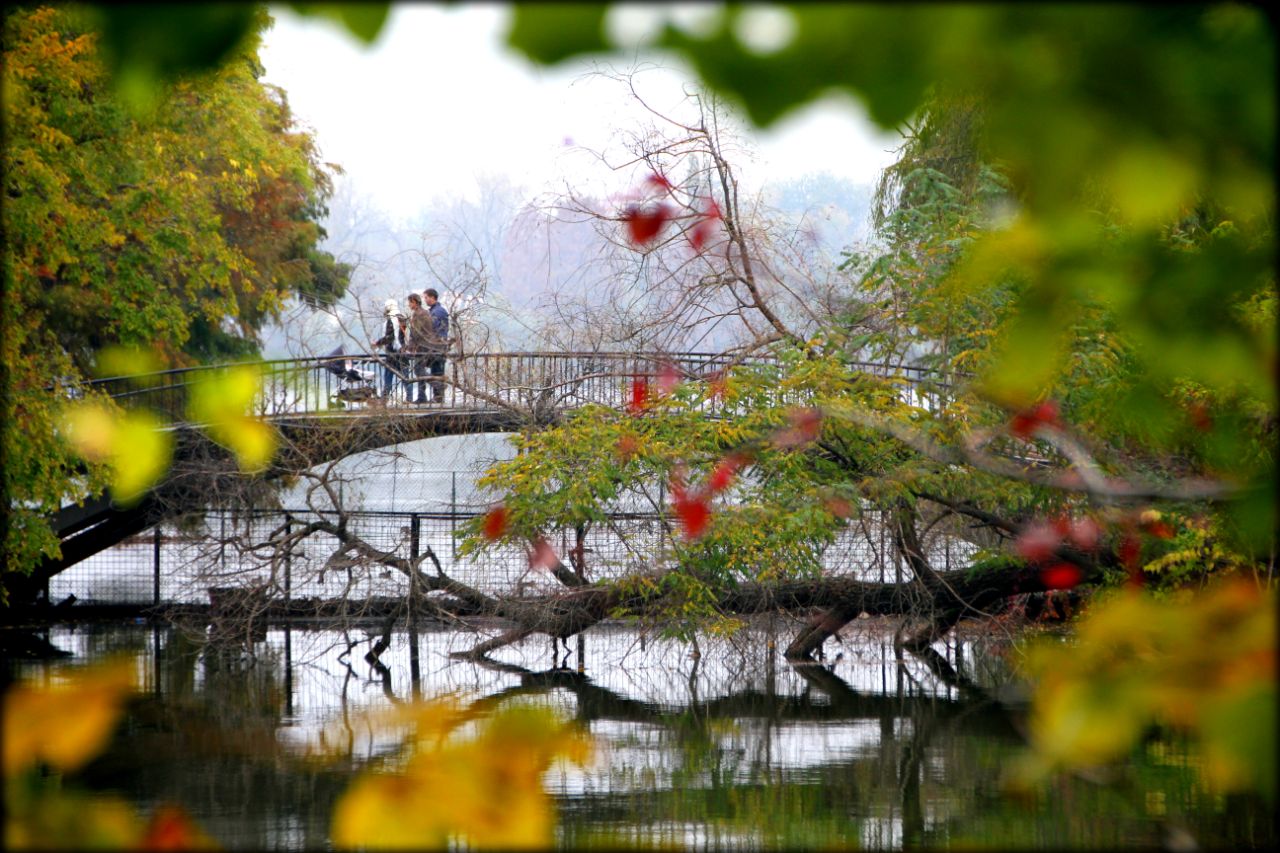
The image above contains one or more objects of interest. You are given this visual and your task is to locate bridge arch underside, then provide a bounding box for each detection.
[34,408,536,592]
[266,408,535,470]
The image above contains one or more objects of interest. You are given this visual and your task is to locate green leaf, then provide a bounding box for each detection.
[89,4,258,98]
[288,3,392,44]
[506,5,610,64]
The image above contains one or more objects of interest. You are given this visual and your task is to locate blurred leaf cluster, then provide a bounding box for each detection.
[331,699,592,849]
[55,351,279,508]
[1015,580,1276,805]
[5,663,592,850]
[3,659,215,850]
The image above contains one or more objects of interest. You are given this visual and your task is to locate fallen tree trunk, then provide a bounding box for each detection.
[284,506,1100,661]
[412,555,1085,660]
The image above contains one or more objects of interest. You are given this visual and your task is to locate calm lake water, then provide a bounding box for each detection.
[5,618,1273,850]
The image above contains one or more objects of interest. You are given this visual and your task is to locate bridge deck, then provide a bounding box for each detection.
[40,352,951,581]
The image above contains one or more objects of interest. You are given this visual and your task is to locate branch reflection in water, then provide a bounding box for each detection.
[10,619,1268,850]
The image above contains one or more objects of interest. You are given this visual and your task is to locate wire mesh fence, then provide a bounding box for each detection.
[49,496,978,609]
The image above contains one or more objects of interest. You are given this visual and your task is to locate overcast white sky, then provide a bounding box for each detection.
[258,4,901,223]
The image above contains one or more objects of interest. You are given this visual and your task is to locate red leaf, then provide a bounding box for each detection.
[529,537,559,572]
[824,496,854,518]
[645,172,673,192]
[772,407,823,449]
[626,376,651,415]
[1009,400,1061,439]
[688,199,722,252]
[141,805,201,851]
[706,453,746,494]
[1187,402,1213,432]
[675,496,711,540]
[1119,532,1141,569]
[615,433,639,462]
[657,362,681,396]
[482,505,509,540]
[668,467,688,504]
[1040,563,1083,590]
[689,219,715,251]
[1015,521,1060,564]
[623,203,671,246]
[1068,516,1101,550]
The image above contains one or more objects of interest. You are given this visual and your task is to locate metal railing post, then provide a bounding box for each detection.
[405,511,422,697]
[153,525,161,606]
[284,520,292,608]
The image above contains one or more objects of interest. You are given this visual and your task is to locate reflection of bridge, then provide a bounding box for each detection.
[44,352,944,584]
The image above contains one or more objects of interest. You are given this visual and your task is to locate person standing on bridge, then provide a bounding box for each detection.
[373,298,407,402]
[421,288,450,404]
[406,292,430,404]
[406,290,449,404]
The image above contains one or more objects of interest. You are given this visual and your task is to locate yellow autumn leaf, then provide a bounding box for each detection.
[1029,679,1147,767]
[331,702,591,850]
[332,774,449,849]
[217,419,276,473]
[3,659,137,777]
[62,402,116,462]
[62,404,173,503]
[188,366,278,472]
[189,366,258,420]
[112,411,174,501]
[95,345,161,382]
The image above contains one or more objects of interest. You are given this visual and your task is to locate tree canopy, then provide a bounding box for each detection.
[1,5,349,583]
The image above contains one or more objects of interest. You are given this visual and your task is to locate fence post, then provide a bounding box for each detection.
[451,472,458,558]
[408,512,422,699]
[153,525,161,606]
[284,520,292,608]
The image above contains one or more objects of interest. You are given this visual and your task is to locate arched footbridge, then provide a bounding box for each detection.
[46,351,945,578]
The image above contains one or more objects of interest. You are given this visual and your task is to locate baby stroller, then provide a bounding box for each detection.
[321,345,378,407]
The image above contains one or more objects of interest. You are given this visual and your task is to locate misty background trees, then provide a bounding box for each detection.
[259,75,876,360]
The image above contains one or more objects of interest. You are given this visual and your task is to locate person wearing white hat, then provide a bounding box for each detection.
[373,298,406,401]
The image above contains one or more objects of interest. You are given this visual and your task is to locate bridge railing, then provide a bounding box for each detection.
[84,351,953,422]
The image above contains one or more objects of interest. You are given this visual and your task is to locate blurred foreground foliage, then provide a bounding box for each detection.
[3,661,591,850]
[2,658,216,849]
[1016,580,1276,806]
[330,699,592,849]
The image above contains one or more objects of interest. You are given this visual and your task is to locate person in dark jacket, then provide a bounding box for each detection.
[422,288,450,404]
[372,298,406,401]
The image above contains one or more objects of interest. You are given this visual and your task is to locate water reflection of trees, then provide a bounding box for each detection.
[60,622,1012,848]
[48,622,1270,850]
[461,643,1027,848]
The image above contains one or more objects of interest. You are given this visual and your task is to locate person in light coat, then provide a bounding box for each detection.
[372,298,407,401]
